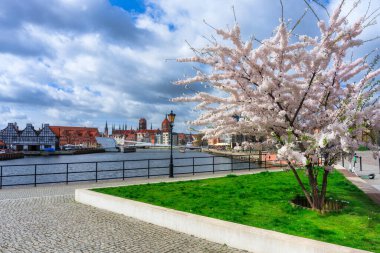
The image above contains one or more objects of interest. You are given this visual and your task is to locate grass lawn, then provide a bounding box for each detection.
[93,170,380,252]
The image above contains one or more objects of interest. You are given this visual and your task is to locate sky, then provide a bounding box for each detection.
[0,0,379,133]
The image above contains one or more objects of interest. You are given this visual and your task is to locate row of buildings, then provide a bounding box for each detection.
[110,116,193,146]
[0,115,195,151]
[0,123,100,151]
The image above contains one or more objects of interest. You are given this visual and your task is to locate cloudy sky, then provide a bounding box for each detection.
[0,0,379,133]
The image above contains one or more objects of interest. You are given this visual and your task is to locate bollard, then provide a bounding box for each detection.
[359,156,362,171]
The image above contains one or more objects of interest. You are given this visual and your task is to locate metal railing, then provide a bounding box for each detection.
[0,154,287,189]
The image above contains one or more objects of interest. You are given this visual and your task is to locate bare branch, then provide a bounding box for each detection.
[303,0,320,22]
[279,0,284,23]
[291,72,317,125]
[185,40,201,56]
[363,35,380,44]
[290,8,309,34]
[203,19,217,31]
[232,5,237,24]
[311,0,330,17]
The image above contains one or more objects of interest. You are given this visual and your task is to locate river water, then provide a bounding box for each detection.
[0,149,258,187]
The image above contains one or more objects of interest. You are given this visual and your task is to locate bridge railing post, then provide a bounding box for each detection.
[193,157,195,175]
[0,166,2,189]
[95,162,98,182]
[147,159,150,179]
[34,164,37,187]
[66,163,69,184]
[123,161,125,180]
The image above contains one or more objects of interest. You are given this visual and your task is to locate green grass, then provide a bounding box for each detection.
[93,170,380,252]
[358,145,370,151]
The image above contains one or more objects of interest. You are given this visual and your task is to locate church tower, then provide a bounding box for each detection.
[139,118,147,130]
[161,114,170,132]
[104,121,109,137]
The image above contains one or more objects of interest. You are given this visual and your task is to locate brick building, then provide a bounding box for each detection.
[49,126,100,148]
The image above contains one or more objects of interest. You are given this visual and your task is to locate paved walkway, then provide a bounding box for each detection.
[340,151,380,192]
[0,171,255,253]
[335,165,380,205]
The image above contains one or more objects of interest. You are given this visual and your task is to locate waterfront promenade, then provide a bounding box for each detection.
[1,150,378,252]
[0,172,253,252]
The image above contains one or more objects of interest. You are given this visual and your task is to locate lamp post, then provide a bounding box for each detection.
[168,110,176,178]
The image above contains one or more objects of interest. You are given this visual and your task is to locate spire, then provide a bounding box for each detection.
[103,121,109,137]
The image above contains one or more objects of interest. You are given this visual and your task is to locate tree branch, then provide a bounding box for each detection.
[291,72,316,125]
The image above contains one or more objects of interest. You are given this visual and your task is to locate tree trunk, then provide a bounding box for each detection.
[289,161,330,212]
[287,162,313,208]
[319,169,329,210]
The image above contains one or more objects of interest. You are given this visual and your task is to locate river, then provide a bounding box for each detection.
[0,149,258,187]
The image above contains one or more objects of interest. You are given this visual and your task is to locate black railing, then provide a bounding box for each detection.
[0,154,288,189]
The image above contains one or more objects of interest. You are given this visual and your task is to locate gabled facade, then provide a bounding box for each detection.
[0,123,57,151]
[0,123,19,146]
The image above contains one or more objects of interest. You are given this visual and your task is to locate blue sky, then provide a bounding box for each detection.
[0,0,378,133]
[109,0,146,13]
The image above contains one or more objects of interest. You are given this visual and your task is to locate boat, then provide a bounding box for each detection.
[123,147,137,153]
[179,147,186,153]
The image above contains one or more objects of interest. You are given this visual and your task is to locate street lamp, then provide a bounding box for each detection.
[168,110,176,178]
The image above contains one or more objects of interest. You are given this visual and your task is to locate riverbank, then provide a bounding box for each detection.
[0,152,24,161]
[24,148,106,157]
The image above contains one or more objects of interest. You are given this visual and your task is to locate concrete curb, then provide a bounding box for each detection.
[75,189,371,253]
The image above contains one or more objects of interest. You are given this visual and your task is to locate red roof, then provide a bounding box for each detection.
[49,126,100,136]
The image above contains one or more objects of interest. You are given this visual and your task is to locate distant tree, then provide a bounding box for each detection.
[174,1,380,211]
[192,134,207,147]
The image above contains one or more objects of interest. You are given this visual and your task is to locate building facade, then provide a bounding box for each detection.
[110,115,191,146]
[49,126,100,148]
[0,123,57,151]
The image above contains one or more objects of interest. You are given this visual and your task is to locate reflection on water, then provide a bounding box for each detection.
[0,149,258,187]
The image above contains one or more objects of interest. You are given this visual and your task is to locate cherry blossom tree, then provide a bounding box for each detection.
[174,0,380,211]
